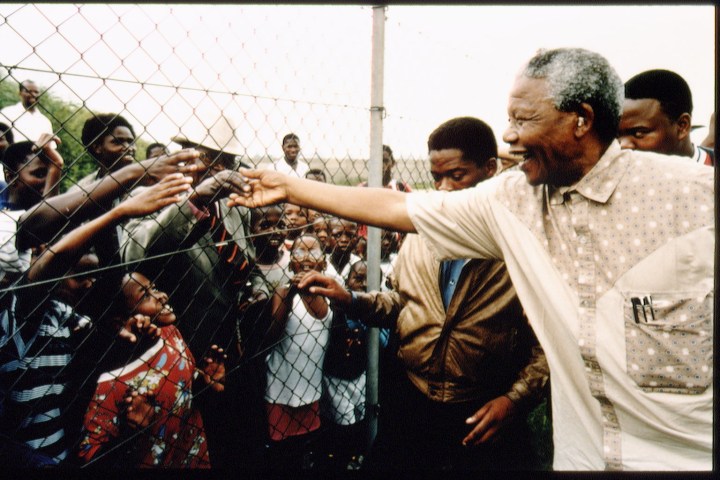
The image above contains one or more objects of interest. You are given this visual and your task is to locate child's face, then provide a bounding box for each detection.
[56,253,98,307]
[122,272,176,326]
[346,263,367,292]
[380,230,399,259]
[289,236,325,274]
[329,219,358,253]
[283,204,308,239]
[12,154,48,207]
[353,237,367,259]
[310,218,330,252]
[251,207,286,250]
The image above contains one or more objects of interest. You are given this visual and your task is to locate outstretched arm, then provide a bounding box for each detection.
[227,168,416,233]
[17,149,200,250]
[26,174,192,286]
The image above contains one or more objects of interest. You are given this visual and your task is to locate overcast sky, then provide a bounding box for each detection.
[0,4,714,161]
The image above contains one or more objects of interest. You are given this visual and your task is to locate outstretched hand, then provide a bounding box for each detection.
[462,395,517,447]
[199,345,227,393]
[122,388,156,430]
[226,168,289,208]
[116,173,192,218]
[296,270,352,309]
[190,169,253,208]
[117,314,161,344]
[138,148,200,185]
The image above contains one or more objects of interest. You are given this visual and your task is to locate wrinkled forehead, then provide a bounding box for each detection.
[508,75,556,113]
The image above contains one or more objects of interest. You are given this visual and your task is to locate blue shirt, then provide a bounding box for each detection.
[439,259,467,311]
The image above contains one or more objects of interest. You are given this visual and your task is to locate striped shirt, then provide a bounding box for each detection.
[0,296,87,465]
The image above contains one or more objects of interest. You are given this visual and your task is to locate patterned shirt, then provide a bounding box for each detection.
[78,325,210,468]
[406,141,713,471]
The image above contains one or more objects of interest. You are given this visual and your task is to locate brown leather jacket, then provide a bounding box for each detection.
[351,234,548,409]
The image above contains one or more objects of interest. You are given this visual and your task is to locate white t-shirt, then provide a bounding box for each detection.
[0,102,53,143]
[269,158,310,178]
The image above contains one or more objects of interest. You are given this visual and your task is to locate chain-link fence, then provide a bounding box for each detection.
[0,3,566,471]
[0,3,438,470]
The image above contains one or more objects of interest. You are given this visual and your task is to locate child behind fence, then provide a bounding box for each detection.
[0,174,192,467]
[320,260,369,470]
[76,270,226,468]
[263,233,333,470]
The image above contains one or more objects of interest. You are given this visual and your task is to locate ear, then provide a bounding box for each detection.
[674,112,692,141]
[485,157,498,177]
[575,103,595,138]
[3,166,17,183]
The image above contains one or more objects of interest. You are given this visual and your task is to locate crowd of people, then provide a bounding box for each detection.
[0,46,715,472]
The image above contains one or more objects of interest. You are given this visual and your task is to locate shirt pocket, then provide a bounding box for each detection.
[623,291,712,394]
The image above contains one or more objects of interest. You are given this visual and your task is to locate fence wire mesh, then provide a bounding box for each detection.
[0,3,438,470]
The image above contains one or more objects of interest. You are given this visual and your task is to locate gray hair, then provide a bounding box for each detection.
[523,48,624,143]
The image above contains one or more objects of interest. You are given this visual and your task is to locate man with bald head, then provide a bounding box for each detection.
[229,48,713,471]
[618,69,714,165]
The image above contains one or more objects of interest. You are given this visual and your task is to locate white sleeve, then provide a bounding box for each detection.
[405,177,504,261]
[0,209,31,279]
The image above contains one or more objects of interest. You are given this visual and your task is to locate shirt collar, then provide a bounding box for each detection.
[549,140,628,205]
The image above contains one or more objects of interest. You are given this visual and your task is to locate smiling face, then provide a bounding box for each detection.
[93,126,137,172]
[502,76,585,187]
[289,235,326,274]
[251,206,286,253]
[122,272,176,326]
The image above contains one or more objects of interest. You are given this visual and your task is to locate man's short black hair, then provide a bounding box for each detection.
[2,140,47,173]
[427,117,497,167]
[145,142,167,159]
[0,122,14,144]
[81,113,135,157]
[305,168,326,182]
[282,133,300,145]
[625,69,693,121]
[382,144,394,162]
[19,80,36,92]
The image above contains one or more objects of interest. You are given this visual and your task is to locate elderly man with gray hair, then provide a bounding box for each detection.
[229,48,713,471]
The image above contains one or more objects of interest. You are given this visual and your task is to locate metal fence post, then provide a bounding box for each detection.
[366,4,386,451]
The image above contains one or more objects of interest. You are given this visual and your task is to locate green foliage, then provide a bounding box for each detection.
[1,69,150,192]
[527,397,554,470]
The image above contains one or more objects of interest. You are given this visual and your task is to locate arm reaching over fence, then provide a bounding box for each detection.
[227,168,416,233]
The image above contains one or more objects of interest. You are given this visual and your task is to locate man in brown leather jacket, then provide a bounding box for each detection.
[301,117,549,471]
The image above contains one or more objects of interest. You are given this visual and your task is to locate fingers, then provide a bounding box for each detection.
[117,327,137,344]
[204,344,227,363]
